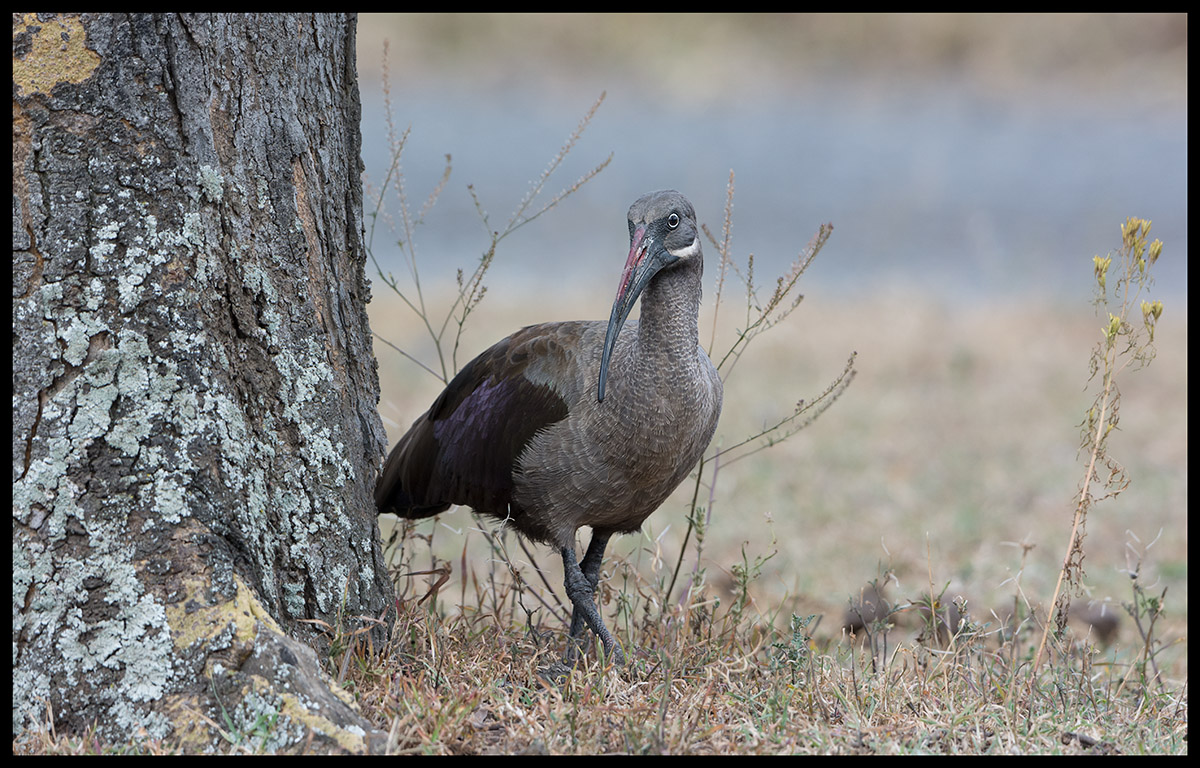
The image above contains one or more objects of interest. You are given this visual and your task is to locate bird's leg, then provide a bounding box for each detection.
[567,531,610,642]
[561,531,625,666]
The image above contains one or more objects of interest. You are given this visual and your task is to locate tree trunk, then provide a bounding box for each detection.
[13,13,390,752]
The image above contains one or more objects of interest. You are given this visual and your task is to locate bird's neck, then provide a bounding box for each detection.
[636,257,703,364]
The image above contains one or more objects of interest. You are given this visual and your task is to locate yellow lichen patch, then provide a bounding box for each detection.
[166,574,284,651]
[13,13,102,96]
[246,678,371,754]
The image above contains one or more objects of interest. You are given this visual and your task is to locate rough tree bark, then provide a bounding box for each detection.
[13,13,390,752]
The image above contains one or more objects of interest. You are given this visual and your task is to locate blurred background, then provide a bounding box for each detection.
[360,14,1186,662]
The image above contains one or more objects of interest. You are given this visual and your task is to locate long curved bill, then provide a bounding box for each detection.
[598,226,665,403]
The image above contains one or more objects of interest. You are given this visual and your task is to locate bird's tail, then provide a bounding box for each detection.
[374,454,448,519]
[374,414,450,519]
[377,498,448,520]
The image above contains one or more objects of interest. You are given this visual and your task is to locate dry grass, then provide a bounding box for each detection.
[347,583,1183,754]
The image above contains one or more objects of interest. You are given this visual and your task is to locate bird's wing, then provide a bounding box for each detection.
[375,322,583,517]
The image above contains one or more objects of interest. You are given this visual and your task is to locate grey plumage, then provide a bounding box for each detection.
[376,190,722,665]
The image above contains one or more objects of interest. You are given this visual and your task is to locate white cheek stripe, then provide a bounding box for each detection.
[668,237,701,259]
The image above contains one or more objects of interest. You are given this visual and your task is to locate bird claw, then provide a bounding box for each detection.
[565,610,626,668]
[604,644,627,667]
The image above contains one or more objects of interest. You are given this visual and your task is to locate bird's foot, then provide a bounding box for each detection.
[599,638,627,667]
[538,639,625,686]
[563,627,626,668]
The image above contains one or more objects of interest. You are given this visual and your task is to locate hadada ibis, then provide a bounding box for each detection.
[375,190,723,666]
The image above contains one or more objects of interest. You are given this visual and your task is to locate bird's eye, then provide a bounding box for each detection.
[667,213,680,229]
